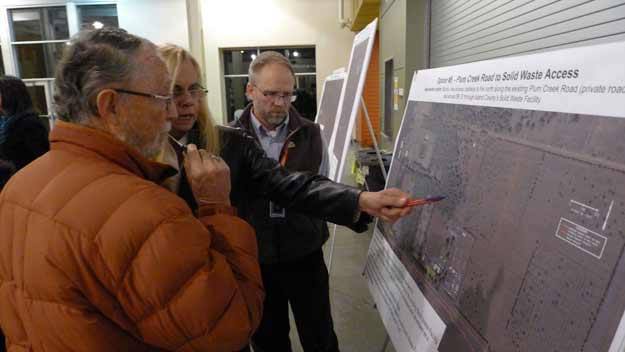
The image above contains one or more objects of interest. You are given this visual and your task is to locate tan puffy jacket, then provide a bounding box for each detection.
[0,121,263,351]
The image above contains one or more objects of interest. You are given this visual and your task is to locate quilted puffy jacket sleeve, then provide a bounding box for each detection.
[48,183,264,352]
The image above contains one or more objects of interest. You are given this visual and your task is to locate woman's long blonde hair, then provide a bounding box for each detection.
[158,43,220,154]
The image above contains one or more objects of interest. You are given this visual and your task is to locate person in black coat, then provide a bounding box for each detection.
[0,75,50,172]
[0,159,15,190]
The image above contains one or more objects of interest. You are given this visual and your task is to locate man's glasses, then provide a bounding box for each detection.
[173,85,208,99]
[253,84,297,103]
[114,89,174,112]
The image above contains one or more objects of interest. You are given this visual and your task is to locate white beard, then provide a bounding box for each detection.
[161,121,172,133]
[118,127,166,160]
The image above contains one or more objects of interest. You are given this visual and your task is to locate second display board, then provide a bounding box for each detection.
[327,19,377,181]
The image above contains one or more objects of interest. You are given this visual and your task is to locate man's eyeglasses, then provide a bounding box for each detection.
[173,85,208,99]
[253,84,297,103]
[114,89,174,112]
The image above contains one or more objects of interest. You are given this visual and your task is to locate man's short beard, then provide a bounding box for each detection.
[118,129,166,160]
[266,114,287,127]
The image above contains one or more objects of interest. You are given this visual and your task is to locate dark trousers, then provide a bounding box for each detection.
[251,249,339,352]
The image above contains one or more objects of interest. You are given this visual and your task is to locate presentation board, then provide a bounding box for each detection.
[315,71,346,180]
[365,41,625,352]
[328,18,377,181]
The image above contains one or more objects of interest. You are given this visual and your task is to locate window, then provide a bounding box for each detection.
[294,74,317,121]
[13,43,66,79]
[260,47,316,73]
[11,7,69,42]
[223,49,258,76]
[223,46,317,122]
[9,7,69,79]
[78,4,119,31]
[2,3,118,122]
[26,85,48,115]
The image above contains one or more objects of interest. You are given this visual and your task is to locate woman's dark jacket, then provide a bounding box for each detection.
[0,111,50,171]
[175,125,370,240]
[0,159,15,190]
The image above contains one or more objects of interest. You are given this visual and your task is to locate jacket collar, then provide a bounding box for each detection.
[50,120,176,183]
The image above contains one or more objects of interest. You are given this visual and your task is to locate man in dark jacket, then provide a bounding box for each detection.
[234,51,345,352]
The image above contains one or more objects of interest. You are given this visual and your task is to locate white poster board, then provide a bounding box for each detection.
[366,41,625,352]
[315,70,346,181]
[328,18,377,181]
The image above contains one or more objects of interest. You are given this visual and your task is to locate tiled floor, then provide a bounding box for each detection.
[286,146,397,352]
[286,225,395,352]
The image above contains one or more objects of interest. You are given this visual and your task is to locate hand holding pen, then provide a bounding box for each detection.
[404,195,446,208]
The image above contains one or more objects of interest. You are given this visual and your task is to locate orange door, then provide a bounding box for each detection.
[356,31,380,147]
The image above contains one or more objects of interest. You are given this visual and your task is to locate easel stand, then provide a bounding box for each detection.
[325,96,391,352]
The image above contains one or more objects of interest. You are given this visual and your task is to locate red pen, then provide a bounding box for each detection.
[404,196,446,207]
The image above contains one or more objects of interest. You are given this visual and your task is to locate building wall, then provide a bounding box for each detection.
[405,0,428,79]
[117,0,189,49]
[185,0,205,72]
[430,0,625,68]
[200,0,355,124]
[379,0,404,148]
[378,0,428,147]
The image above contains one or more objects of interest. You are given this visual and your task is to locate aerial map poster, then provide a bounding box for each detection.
[315,71,345,180]
[328,18,377,181]
[365,41,625,352]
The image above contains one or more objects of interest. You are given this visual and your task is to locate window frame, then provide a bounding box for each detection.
[76,3,119,33]
[0,43,5,75]
[0,1,117,123]
[6,4,71,79]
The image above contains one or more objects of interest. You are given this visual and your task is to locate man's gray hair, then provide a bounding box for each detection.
[248,51,295,84]
[54,28,145,123]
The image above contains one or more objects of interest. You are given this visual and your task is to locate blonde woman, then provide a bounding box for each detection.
[158,44,410,229]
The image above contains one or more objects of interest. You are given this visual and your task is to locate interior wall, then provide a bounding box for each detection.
[402,0,428,140]
[117,0,189,49]
[405,0,428,79]
[379,0,406,148]
[378,0,428,147]
[185,0,204,74]
[201,0,355,124]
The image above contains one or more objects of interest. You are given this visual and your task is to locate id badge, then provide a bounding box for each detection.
[269,201,286,218]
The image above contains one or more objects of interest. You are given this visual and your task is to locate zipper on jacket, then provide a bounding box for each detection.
[278,127,302,167]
